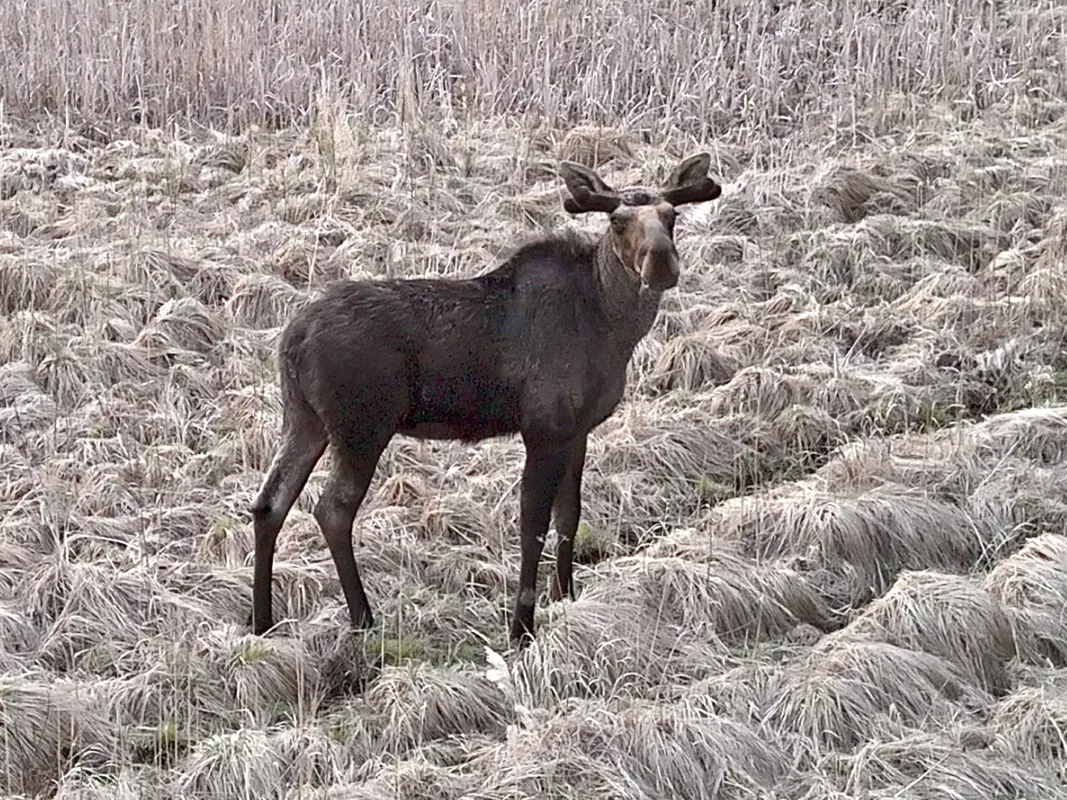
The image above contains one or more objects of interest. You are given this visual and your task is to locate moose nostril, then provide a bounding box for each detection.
[638,242,680,290]
[645,242,676,266]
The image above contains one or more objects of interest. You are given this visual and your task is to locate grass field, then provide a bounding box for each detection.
[5,0,1067,797]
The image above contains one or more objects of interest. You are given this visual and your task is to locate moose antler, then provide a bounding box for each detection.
[662,176,722,207]
[563,188,622,214]
[660,152,722,207]
[558,161,622,215]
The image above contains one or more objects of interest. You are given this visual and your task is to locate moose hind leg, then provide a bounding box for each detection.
[313,441,388,631]
[250,423,327,635]
[549,436,587,603]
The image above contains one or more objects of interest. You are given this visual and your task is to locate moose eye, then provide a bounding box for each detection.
[610,216,627,234]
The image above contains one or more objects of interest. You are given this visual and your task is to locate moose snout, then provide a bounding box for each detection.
[639,242,680,291]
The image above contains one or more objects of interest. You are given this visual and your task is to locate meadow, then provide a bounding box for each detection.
[4,0,1067,797]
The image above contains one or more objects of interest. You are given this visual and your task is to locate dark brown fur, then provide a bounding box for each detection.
[249,153,722,648]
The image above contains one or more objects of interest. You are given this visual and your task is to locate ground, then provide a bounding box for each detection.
[4,94,1067,798]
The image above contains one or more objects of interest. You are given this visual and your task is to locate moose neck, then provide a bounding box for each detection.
[595,233,663,353]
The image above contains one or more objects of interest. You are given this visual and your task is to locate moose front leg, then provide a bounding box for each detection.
[510,440,572,648]
[549,436,587,603]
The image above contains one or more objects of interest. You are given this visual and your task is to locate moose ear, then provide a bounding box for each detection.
[661,152,722,207]
[558,161,621,214]
[665,152,712,189]
[559,161,614,197]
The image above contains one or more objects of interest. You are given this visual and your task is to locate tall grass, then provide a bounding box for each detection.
[1,0,1065,135]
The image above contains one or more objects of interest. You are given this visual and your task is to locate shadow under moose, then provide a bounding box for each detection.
[248,152,723,650]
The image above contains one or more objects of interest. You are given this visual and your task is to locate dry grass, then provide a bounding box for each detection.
[3,0,1067,143]
[5,2,1067,798]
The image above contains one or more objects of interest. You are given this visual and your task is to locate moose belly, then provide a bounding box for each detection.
[398,397,521,443]
[397,420,520,443]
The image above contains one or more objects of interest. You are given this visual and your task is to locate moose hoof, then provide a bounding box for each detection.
[548,581,575,603]
[509,611,536,650]
[510,627,535,652]
[248,613,273,637]
[351,611,375,631]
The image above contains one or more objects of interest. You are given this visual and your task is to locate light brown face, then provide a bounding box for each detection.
[557,152,721,292]
[607,201,681,291]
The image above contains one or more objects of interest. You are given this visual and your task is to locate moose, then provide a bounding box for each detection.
[248,152,722,648]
